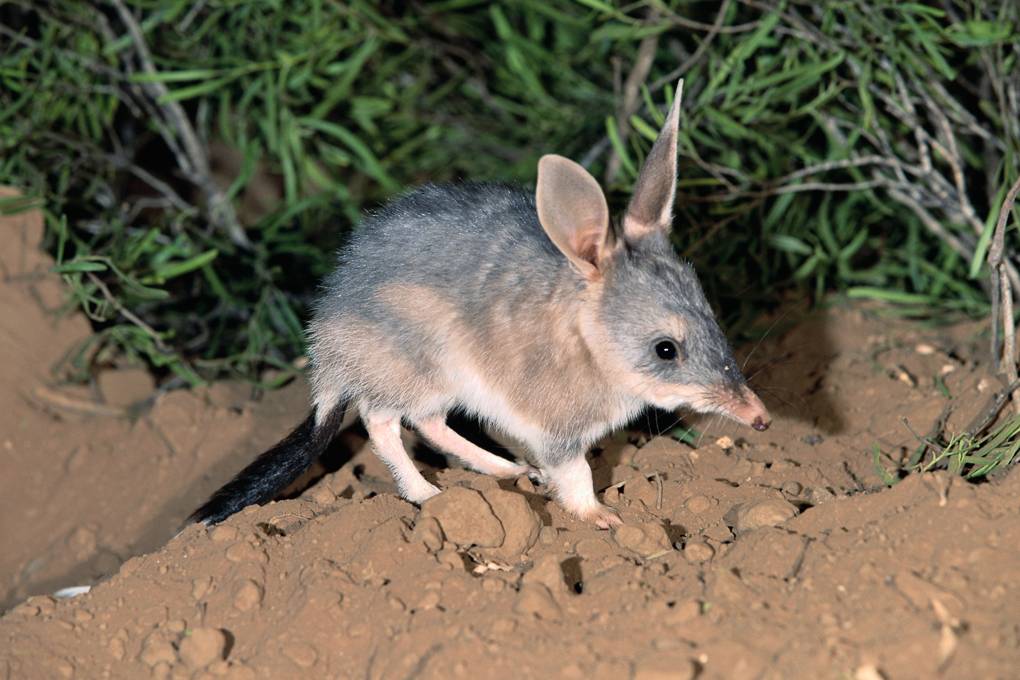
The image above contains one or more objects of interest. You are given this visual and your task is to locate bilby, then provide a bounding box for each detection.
[191,81,770,528]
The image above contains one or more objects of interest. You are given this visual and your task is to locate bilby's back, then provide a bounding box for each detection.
[191,80,772,528]
[308,183,632,453]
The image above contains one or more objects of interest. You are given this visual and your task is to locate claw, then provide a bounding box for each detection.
[526,467,547,486]
[577,504,622,530]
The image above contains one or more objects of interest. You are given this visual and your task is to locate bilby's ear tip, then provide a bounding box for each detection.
[538,154,581,174]
[670,79,685,117]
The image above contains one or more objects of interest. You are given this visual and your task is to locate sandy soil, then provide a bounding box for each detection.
[2,203,1019,679]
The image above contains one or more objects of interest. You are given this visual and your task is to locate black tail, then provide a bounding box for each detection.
[190,403,346,524]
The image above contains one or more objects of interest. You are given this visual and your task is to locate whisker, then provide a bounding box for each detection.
[740,307,795,372]
[754,386,806,411]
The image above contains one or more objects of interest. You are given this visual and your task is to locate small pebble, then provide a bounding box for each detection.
[780,481,803,497]
[684,495,712,514]
[730,498,798,533]
[808,487,836,505]
[854,665,886,680]
[233,579,263,612]
[307,485,335,505]
[683,540,714,563]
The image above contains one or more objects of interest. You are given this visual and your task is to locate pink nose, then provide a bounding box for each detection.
[730,385,771,432]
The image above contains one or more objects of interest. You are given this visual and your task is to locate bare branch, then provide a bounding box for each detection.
[86,273,171,354]
[605,20,660,185]
[651,0,733,91]
[988,177,1020,408]
[109,0,250,249]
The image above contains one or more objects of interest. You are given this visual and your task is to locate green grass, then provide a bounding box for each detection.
[874,410,1020,483]
[1,0,1018,384]
[916,413,1020,479]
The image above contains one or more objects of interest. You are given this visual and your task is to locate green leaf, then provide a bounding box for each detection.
[946,20,1013,46]
[53,260,108,273]
[149,250,219,283]
[768,235,813,256]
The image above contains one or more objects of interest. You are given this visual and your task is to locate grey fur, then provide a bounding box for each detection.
[212,79,770,527]
[601,232,744,391]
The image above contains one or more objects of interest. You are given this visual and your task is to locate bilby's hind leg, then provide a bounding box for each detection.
[415,417,535,478]
[543,454,621,529]
[363,413,440,504]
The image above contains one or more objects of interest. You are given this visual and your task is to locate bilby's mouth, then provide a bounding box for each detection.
[668,383,771,431]
[649,382,772,431]
[720,384,771,431]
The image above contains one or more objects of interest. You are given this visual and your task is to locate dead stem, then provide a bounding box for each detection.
[988,176,1020,413]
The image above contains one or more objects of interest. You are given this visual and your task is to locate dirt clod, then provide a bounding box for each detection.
[410,515,444,552]
[728,498,798,533]
[683,540,715,563]
[514,583,561,620]
[179,628,228,668]
[139,636,177,667]
[612,521,672,558]
[232,579,263,612]
[522,554,568,596]
[420,487,504,548]
[623,475,659,508]
[478,488,540,560]
[684,495,712,514]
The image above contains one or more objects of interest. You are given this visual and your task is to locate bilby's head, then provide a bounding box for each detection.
[535,81,770,431]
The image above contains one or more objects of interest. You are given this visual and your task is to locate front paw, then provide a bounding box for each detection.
[403,482,441,505]
[576,503,622,530]
[490,461,537,479]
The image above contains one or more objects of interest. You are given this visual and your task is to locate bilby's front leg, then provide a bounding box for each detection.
[542,453,621,529]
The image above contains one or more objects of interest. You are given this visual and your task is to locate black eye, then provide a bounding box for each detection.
[655,339,679,361]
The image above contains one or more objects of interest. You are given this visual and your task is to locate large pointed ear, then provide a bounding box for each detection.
[536,154,612,279]
[623,79,684,240]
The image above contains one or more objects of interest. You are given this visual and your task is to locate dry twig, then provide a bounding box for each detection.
[109,0,250,249]
[987,176,1020,412]
[605,18,661,185]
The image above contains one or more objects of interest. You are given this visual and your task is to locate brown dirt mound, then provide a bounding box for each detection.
[2,203,1019,678]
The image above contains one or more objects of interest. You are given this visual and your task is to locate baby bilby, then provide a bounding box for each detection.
[191,81,769,529]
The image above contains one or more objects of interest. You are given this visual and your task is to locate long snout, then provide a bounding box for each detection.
[723,385,771,431]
